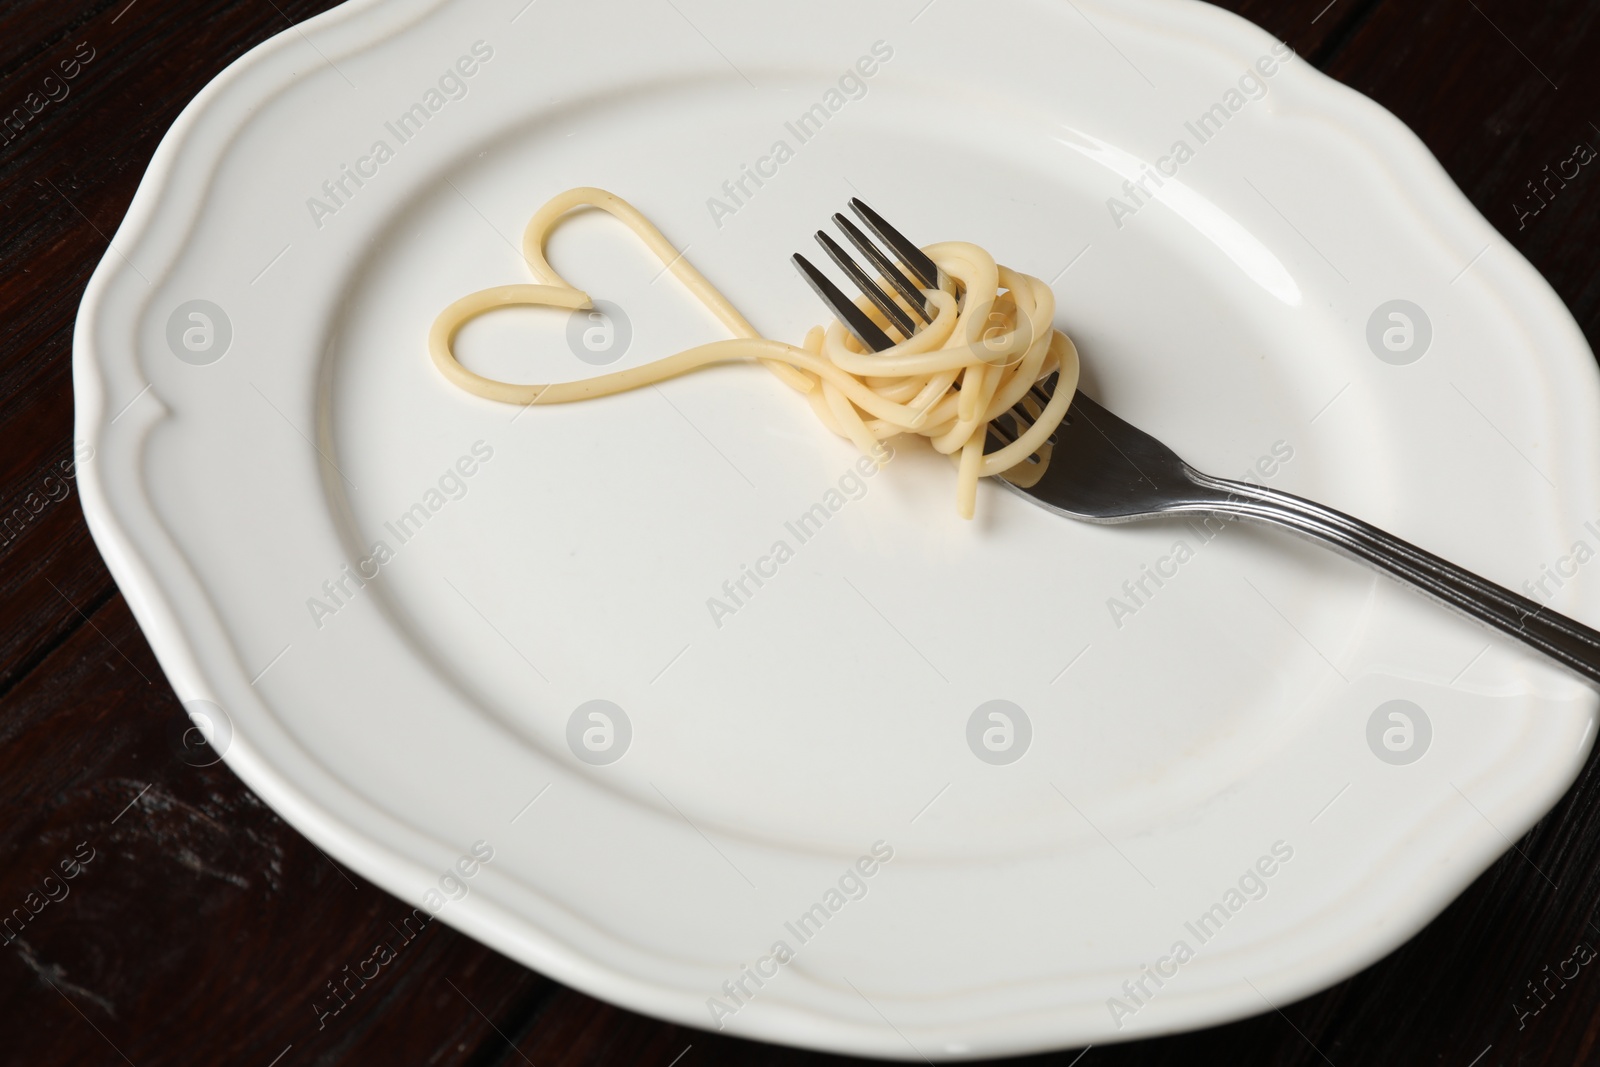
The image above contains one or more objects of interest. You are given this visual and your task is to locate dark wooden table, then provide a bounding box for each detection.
[3,1,1598,1063]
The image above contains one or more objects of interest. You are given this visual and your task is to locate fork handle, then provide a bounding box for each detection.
[1189,473,1600,687]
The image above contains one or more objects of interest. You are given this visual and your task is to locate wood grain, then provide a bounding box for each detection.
[0,0,1595,1064]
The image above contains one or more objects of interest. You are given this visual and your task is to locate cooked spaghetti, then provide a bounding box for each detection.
[429,187,1079,518]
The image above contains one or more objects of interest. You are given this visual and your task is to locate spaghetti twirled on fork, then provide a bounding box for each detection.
[429,187,1079,518]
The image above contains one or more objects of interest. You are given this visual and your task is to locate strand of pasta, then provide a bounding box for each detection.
[428,186,1079,518]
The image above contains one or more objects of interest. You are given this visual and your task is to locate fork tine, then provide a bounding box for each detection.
[1029,372,1062,415]
[985,373,1068,457]
[987,408,1053,458]
[1030,372,1065,440]
[832,214,932,324]
[987,414,1020,448]
[849,198,943,292]
[815,231,918,339]
[792,253,896,353]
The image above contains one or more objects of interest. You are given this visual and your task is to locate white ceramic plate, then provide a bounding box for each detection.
[75,0,1600,1058]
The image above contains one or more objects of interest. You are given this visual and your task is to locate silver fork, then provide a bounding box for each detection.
[794,201,1600,687]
